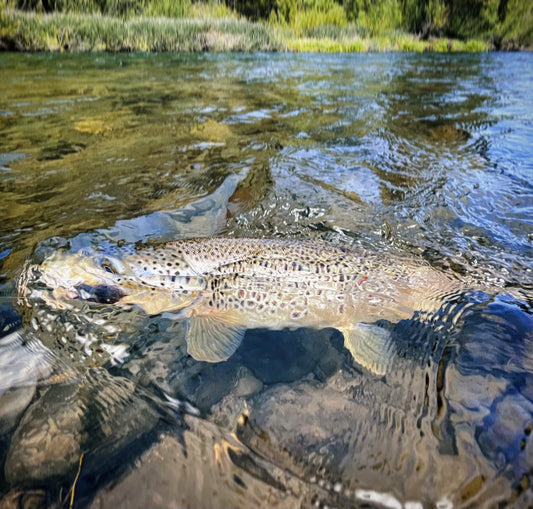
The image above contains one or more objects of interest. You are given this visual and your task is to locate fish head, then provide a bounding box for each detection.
[37,251,124,302]
[33,248,203,315]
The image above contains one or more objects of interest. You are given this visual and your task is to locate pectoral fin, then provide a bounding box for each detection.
[187,311,246,362]
[342,323,395,376]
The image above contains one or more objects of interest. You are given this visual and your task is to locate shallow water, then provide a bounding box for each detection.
[0,52,532,508]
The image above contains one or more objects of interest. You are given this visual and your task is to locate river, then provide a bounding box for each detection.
[0,52,532,508]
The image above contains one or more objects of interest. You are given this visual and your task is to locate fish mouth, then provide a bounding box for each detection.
[72,283,126,304]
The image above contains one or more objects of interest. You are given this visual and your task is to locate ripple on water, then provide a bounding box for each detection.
[0,52,532,508]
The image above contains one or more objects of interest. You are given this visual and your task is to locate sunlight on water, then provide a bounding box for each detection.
[0,52,532,508]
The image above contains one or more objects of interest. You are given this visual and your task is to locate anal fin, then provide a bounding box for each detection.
[342,323,395,376]
[187,311,246,363]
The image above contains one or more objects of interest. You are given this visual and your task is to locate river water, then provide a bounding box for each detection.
[0,52,532,508]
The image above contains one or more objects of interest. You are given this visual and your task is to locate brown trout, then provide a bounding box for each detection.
[25,238,470,375]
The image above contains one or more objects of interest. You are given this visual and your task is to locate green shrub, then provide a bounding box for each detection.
[497,0,533,48]
[290,3,347,35]
[231,0,276,20]
[143,0,192,18]
[344,0,402,34]
[432,37,451,51]
[401,0,448,36]
[463,38,489,51]
[3,0,531,51]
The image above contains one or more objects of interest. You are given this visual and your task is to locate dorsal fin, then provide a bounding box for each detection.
[187,310,246,362]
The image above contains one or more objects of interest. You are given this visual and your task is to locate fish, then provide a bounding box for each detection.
[22,238,474,376]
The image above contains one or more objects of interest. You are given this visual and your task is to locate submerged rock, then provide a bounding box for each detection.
[0,386,35,436]
[190,119,233,143]
[5,369,160,486]
[5,383,86,485]
[89,416,302,509]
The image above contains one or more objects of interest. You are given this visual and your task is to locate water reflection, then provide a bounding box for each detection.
[0,52,532,508]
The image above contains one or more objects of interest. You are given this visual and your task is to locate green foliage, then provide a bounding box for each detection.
[432,37,452,50]
[402,0,448,36]
[189,2,238,20]
[463,38,489,50]
[230,0,276,20]
[268,0,347,37]
[0,9,279,50]
[344,0,402,34]
[400,0,532,45]
[447,0,499,38]
[143,0,193,18]
[13,0,228,18]
[497,0,533,48]
[388,29,427,49]
[3,0,532,49]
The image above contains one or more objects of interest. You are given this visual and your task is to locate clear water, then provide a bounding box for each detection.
[0,52,532,508]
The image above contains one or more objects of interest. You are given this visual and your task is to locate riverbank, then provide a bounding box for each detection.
[0,9,495,53]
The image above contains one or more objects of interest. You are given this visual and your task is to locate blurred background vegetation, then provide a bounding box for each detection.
[235,0,531,46]
[1,0,532,50]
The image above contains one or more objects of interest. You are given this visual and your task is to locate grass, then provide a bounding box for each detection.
[0,9,280,51]
[280,27,490,53]
[0,7,493,53]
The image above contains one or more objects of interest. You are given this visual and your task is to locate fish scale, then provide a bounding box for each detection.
[25,238,473,376]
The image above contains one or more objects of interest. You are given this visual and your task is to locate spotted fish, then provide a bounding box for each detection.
[23,238,470,375]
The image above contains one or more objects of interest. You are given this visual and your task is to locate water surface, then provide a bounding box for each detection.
[0,52,532,508]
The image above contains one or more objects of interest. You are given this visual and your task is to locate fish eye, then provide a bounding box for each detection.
[102,263,115,274]
[95,255,125,276]
[100,258,118,274]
